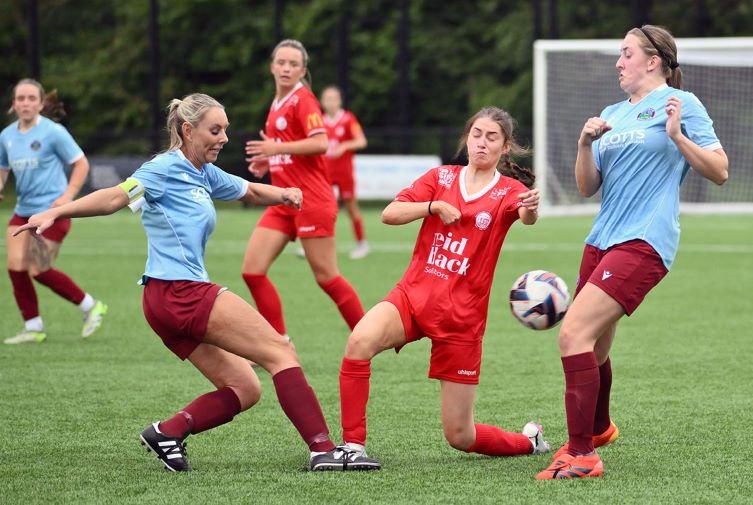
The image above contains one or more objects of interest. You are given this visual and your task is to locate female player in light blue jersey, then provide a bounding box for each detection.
[537,25,728,480]
[0,78,107,344]
[15,93,346,472]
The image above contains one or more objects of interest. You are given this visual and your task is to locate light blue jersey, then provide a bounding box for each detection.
[130,150,248,282]
[588,84,721,269]
[0,117,84,216]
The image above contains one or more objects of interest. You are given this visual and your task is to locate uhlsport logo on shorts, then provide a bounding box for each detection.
[457,369,477,376]
[636,107,656,120]
[298,225,316,233]
[474,211,492,230]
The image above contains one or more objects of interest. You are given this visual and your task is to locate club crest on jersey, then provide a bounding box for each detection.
[636,107,655,121]
[30,140,41,151]
[474,211,492,230]
[276,117,288,131]
[437,167,456,188]
[489,186,511,200]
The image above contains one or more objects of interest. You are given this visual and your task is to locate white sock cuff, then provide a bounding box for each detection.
[24,316,44,332]
[79,294,95,312]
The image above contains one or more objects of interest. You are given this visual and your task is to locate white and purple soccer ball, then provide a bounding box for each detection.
[509,270,571,330]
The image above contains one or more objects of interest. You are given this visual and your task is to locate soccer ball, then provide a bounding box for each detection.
[509,270,571,330]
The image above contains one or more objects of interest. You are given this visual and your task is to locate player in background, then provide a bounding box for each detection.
[0,78,107,344]
[536,25,728,480]
[243,40,364,339]
[14,93,343,472]
[316,107,550,470]
[321,85,369,259]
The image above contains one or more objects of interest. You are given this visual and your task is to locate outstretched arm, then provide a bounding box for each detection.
[13,186,129,237]
[241,182,302,210]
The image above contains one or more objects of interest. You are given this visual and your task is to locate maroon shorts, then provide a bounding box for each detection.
[9,214,72,243]
[575,239,668,315]
[142,278,226,360]
[330,169,355,200]
[385,285,482,385]
[257,202,337,240]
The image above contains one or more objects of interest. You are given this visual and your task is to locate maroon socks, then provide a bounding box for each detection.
[159,386,242,438]
[562,352,600,456]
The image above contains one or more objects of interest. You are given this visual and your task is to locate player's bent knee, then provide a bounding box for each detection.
[344,331,379,361]
[229,377,262,411]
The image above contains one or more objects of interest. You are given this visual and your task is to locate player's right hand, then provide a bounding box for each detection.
[12,210,56,237]
[434,201,461,225]
[247,155,270,178]
[579,117,612,146]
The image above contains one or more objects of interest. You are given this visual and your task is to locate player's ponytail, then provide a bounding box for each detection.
[631,25,683,90]
[41,89,66,122]
[500,157,535,189]
[456,106,535,189]
[165,93,224,152]
[272,39,313,89]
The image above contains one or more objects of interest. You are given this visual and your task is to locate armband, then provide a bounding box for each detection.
[117,178,146,212]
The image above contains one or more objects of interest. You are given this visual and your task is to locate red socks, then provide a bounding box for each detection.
[562,352,600,456]
[33,268,86,305]
[273,367,336,453]
[468,424,532,456]
[352,217,365,242]
[159,386,242,438]
[318,276,364,330]
[8,269,39,320]
[340,357,371,446]
[242,273,286,334]
[594,358,613,435]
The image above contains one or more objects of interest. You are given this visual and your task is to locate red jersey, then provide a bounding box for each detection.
[324,109,363,177]
[265,83,335,209]
[393,165,527,344]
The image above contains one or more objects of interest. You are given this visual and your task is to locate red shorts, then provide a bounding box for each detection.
[330,169,355,200]
[9,214,72,243]
[257,202,337,240]
[575,239,668,315]
[385,285,482,385]
[142,278,226,360]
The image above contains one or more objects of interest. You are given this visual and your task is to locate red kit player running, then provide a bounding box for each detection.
[242,40,364,338]
[315,107,551,470]
[321,85,369,259]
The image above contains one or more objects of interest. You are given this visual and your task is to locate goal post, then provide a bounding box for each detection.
[533,37,753,214]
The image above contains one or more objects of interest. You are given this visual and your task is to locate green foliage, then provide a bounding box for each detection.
[1,0,752,155]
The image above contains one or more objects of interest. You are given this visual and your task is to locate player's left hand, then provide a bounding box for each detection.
[246,130,279,157]
[518,188,540,211]
[281,187,303,210]
[12,210,57,237]
[665,96,683,140]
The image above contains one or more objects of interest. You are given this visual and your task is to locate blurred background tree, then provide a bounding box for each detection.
[1,0,751,170]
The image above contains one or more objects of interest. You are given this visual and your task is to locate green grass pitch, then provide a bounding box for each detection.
[1,204,751,504]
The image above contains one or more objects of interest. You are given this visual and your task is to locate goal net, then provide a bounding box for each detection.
[533,37,753,214]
